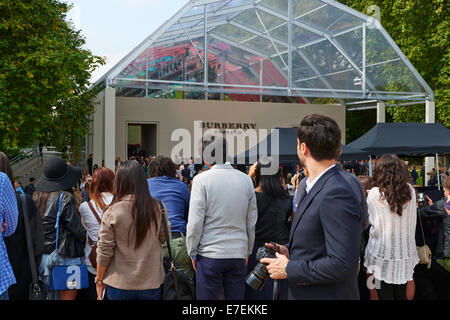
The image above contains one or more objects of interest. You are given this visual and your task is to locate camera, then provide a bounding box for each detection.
[246,242,279,291]
[417,193,427,209]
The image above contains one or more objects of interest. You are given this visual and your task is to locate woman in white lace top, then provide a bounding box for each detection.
[364,154,419,300]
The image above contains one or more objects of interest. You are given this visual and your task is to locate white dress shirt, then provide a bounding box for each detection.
[305,164,336,194]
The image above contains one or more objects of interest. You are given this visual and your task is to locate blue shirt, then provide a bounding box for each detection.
[147,176,190,234]
[0,172,19,295]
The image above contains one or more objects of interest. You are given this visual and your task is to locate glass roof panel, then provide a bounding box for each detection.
[300,39,352,76]
[212,23,257,44]
[105,0,432,101]
[366,59,426,93]
[292,24,323,48]
[293,0,325,18]
[259,0,288,16]
[297,3,364,35]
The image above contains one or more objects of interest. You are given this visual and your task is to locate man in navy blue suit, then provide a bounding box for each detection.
[261,114,363,300]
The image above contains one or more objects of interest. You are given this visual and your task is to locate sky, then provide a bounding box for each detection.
[65,0,189,84]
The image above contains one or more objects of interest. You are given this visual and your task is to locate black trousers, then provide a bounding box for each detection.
[376,281,407,300]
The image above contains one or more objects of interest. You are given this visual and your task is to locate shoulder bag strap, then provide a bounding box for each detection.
[158,200,174,262]
[20,194,38,284]
[417,209,427,246]
[87,201,102,224]
[54,192,65,251]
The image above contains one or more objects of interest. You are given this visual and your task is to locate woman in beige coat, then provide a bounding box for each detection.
[95,160,169,300]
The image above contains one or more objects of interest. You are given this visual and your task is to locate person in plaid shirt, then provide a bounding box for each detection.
[0,171,19,300]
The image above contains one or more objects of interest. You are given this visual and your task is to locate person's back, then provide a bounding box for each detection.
[364,185,418,283]
[188,164,257,258]
[187,162,257,300]
[364,154,419,300]
[254,193,292,246]
[97,195,166,290]
[147,156,193,279]
[95,160,168,301]
[148,176,189,234]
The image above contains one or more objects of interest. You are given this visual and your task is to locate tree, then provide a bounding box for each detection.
[340,0,449,127]
[0,0,104,158]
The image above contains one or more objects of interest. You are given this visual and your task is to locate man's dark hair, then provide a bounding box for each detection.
[148,156,177,178]
[297,114,342,161]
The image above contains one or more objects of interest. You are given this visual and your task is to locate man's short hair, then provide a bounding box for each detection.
[297,114,342,161]
[29,177,35,182]
[148,156,177,178]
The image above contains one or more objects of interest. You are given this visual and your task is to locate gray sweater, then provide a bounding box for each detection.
[186,163,257,260]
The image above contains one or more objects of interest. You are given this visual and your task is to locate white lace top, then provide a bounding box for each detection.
[363,184,419,284]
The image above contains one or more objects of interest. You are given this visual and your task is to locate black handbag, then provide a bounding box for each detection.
[20,194,47,300]
[158,200,195,300]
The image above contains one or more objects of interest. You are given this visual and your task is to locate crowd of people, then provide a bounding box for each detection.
[0,114,449,301]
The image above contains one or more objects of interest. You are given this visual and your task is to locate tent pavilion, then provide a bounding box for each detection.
[90,0,435,172]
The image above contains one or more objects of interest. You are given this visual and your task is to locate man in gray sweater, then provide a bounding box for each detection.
[186,135,258,300]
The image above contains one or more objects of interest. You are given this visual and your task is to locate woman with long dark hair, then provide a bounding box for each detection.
[245,157,293,300]
[364,154,419,300]
[95,160,169,300]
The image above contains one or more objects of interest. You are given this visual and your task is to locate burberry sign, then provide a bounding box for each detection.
[201,122,257,130]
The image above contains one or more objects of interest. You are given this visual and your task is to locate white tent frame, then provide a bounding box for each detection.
[92,0,434,104]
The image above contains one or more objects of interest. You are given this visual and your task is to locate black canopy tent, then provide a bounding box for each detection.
[234,128,369,165]
[345,123,450,156]
[345,123,450,189]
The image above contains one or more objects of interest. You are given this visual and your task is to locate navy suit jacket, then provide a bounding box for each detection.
[286,166,362,300]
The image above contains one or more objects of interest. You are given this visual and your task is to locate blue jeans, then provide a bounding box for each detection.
[105,285,162,300]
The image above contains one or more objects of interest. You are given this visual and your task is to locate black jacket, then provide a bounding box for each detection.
[42,192,86,258]
[4,193,44,300]
[419,198,450,259]
[254,192,292,246]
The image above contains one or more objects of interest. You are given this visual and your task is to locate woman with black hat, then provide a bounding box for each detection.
[36,157,86,300]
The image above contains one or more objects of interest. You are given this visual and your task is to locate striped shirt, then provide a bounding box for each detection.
[0,172,19,295]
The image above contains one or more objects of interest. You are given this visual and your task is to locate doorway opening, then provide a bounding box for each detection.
[127,123,157,159]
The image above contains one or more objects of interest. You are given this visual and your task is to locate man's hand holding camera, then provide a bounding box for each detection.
[260,243,290,280]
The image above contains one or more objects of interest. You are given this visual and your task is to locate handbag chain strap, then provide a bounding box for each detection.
[20,194,38,284]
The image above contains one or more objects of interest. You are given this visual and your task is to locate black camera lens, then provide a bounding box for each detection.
[246,245,277,291]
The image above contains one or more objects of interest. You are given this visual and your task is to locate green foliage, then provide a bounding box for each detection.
[340,0,449,127]
[0,0,104,159]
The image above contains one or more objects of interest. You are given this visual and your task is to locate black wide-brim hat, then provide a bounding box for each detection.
[35,157,82,192]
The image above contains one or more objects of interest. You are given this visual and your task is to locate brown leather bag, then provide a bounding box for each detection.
[87,201,102,269]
